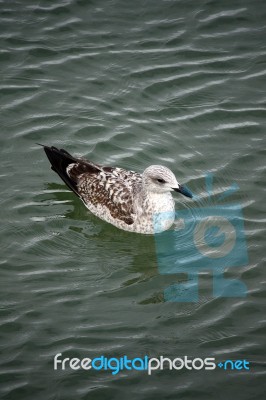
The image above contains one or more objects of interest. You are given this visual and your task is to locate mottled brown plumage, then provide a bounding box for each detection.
[78,172,135,225]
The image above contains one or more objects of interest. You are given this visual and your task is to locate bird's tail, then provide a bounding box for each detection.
[40,144,81,195]
[40,144,102,197]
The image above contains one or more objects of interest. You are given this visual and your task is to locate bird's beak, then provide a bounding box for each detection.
[173,184,193,198]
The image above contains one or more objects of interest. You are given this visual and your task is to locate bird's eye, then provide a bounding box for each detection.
[157,178,166,183]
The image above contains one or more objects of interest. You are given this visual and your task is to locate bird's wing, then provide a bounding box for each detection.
[42,145,139,226]
[74,167,137,225]
[102,166,142,189]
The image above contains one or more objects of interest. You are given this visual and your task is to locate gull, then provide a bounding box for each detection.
[41,145,192,234]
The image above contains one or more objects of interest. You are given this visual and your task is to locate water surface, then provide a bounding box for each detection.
[0,0,265,399]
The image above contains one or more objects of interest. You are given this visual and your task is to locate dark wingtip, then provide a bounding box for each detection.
[36,143,59,152]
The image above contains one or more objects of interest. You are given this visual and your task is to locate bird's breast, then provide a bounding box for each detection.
[148,192,175,212]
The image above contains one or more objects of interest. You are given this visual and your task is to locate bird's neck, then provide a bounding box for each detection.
[148,191,174,211]
[146,192,175,232]
[135,188,174,215]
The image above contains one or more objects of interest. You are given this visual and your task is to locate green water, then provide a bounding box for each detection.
[0,0,265,399]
